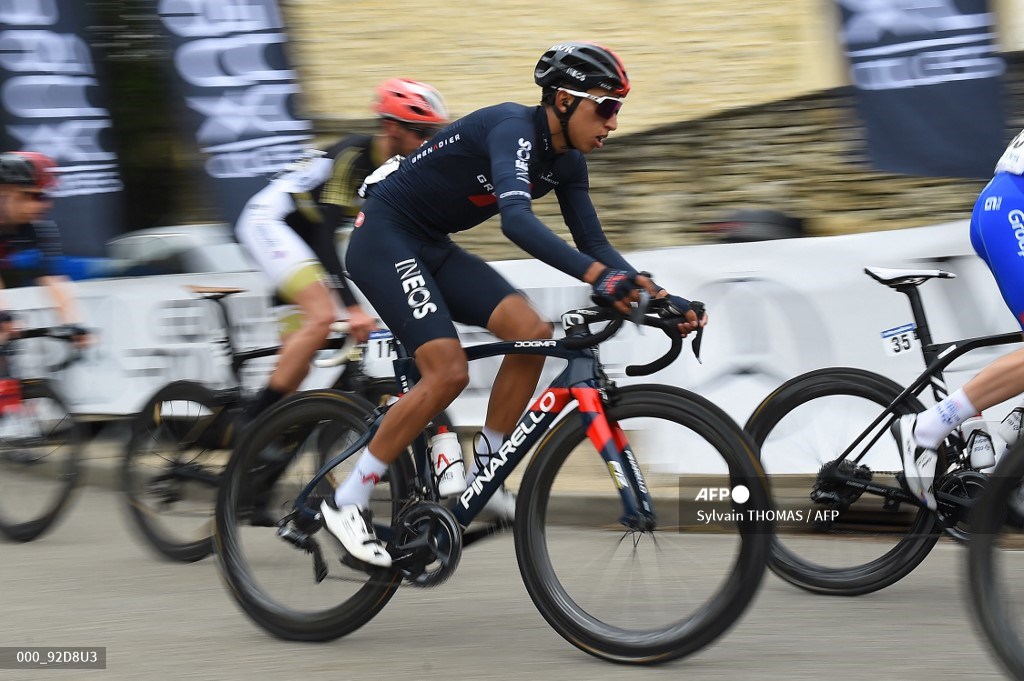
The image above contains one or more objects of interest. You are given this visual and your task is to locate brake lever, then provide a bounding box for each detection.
[689,301,706,364]
[630,289,650,333]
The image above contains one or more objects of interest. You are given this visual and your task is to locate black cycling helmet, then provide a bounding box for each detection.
[534,41,630,98]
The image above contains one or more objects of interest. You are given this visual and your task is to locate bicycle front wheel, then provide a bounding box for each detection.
[122,380,236,562]
[745,368,940,596]
[0,378,82,542]
[969,440,1024,680]
[515,385,771,664]
[215,389,411,642]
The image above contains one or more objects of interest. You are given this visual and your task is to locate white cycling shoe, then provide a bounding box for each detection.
[319,500,392,568]
[895,414,937,511]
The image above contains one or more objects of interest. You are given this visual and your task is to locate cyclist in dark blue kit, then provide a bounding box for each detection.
[321,42,705,568]
[0,151,88,347]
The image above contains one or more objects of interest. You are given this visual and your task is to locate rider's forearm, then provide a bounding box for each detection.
[37,276,80,325]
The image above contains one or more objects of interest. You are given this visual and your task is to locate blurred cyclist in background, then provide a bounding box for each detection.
[0,151,88,347]
[898,128,1024,510]
[233,78,449,428]
[323,42,705,567]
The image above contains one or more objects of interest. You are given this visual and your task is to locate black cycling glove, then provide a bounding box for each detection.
[590,268,638,307]
[660,294,693,317]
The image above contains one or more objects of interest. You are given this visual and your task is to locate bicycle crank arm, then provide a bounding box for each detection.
[824,473,917,505]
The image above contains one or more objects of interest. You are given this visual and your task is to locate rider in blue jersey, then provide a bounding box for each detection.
[898,129,1024,509]
[321,42,705,568]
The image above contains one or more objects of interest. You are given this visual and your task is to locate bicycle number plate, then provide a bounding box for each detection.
[363,329,397,378]
[881,323,920,357]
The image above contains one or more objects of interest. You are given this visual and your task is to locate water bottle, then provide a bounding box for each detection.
[998,400,1024,449]
[962,416,996,470]
[429,426,467,497]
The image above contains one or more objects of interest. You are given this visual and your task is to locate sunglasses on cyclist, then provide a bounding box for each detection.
[557,87,625,119]
[401,122,441,139]
[21,191,50,202]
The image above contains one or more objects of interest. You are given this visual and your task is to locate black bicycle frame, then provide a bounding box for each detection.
[292,334,656,530]
[829,324,1023,508]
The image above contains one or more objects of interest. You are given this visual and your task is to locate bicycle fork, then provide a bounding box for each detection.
[573,387,657,531]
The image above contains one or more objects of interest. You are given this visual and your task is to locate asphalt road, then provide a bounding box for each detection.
[0,487,1013,681]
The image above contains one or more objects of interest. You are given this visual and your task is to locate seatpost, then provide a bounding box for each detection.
[896,284,939,360]
[207,295,242,381]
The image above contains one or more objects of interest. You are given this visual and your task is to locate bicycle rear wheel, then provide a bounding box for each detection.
[969,441,1024,680]
[215,389,412,642]
[515,385,771,664]
[0,378,82,542]
[122,380,237,562]
[744,368,940,596]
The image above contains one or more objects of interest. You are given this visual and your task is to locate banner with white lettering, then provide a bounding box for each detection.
[836,0,1006,178]
[157,0,313,225]
[0,0,125,256]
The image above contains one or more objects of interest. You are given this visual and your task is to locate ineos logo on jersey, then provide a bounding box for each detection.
[395,259,437,319]
[1008,210,1024,258]
[515,138,531,184]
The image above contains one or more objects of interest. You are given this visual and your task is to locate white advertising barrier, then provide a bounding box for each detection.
[3,219,1018,473]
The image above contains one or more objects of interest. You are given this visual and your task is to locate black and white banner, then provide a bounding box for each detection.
[837,0,1006,178]
[0,0,125,256]
[157,0,313,225]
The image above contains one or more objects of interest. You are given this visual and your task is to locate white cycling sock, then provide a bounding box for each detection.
[333,448,388,509]
[467,426,506,485]
[914,388,978,450]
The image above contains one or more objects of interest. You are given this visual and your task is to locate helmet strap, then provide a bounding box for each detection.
[554,93,582,151]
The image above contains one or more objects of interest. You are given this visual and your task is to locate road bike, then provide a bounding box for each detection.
[213,298,773,665]
[745,266,1022,595]
[122,285,450,562]
[0,325,88,542]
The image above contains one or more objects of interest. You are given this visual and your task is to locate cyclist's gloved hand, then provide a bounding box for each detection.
[590,268,638,308]
[660,294,692,318]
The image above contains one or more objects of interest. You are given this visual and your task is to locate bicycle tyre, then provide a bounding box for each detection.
[122,380,235,562]
[968,439,1024,680]
[215,389,412,642]
[515,384,771,664]
[0,378,82,542]
[744,367,940,596]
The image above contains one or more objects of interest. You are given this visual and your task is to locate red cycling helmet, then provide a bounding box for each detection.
[0,151,57,190]
[373,78,449,126]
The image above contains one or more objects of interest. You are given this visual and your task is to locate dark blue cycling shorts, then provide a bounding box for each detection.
[346,200,519,353]
[971,171,1024,330]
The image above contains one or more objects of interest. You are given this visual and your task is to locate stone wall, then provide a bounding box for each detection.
[280,1,1024,261]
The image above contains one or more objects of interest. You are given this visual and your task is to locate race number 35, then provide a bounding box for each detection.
[881,323,920,357]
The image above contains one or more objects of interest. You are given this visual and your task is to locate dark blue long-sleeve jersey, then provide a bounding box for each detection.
[366,103,634,280]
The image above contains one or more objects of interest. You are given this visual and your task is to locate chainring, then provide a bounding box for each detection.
[936,469,987,543]
[391,501,463,588]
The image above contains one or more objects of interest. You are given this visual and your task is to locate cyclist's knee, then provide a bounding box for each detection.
[298,293,335,337]
[417,339,469,397]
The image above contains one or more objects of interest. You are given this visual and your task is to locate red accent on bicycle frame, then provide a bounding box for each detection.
[528,387,573,414]
[571,387,616,456]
